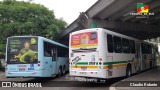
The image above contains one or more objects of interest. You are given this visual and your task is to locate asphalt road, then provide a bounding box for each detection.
[1,66,160,90]
[0,73,125,90]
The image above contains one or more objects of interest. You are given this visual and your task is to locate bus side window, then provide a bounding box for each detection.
[148,45,152,54]
[107,34,113,53]
[44,41,51,57]
[113,36,122,53]
[122,38,130,53]
[57,46,60,57]
[51,46,56,61]
[141,44,145,54]
[57,46,62,57]
[62,47,65,57]
[141,44,152,54]
[57,46,68,57]
[64,48,69,57]
[130,40,135,53]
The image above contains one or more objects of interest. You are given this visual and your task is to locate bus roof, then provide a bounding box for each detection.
[70,28,98,35]
[7,36,68,48]
[7,35,40,38]
[70,28,153,46]
[40,37,68,48]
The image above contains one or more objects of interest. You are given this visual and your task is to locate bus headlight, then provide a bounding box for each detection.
[99,66,102,69]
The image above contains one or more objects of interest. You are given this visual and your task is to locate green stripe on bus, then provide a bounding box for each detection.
[103,61,128,65]
[76,62,88,65]
[75,62,99,65]
[72,61,128,65]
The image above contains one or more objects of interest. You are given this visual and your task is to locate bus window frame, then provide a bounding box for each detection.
[113,36,122,53]
[107,34,114,53]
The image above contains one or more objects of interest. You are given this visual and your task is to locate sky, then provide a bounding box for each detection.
[17,0,98,24]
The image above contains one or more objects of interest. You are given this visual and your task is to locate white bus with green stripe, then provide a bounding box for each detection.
[69,28,156,79]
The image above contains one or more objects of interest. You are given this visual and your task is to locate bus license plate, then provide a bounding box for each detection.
[19,68,25,71]
[80,72,87,75]
[81,66,87,70]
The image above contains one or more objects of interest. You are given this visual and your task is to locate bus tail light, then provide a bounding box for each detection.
[99,62,102,65]
[37,63,40,70]
[38,63,40,67]
[38,61,40,67]
[99,58,102,61]
[99,66,102,69]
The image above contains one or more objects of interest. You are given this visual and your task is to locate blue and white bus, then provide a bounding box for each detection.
[6,36,69,78]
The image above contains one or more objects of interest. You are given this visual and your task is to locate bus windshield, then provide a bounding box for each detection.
[7,37,38,64]
[71,32,98,49]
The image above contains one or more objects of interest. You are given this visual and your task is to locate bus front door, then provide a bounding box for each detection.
[135,43,142,72]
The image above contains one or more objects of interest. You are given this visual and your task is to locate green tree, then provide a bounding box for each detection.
[0,0,67,53]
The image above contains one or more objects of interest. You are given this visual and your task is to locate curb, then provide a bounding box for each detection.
[109,79,121,90]
[109,75,143,90]
[109,86,117,90]
[109,67,158,90]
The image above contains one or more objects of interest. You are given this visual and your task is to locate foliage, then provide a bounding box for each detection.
[0,0,67,53]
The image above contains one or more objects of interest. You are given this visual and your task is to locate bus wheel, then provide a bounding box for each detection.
[126,65,132,77]
[62,65,66,75]
[58,67,62,77]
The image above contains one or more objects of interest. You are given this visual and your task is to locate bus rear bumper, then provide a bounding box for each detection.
[70,70,107,79]
[6,71,42,78]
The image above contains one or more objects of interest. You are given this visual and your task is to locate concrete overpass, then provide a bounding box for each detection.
[58,0,160,45]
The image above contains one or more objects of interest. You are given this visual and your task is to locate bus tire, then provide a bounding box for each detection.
[62,65,66,75]
[126,64,132,77]
[58,66,62,77]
